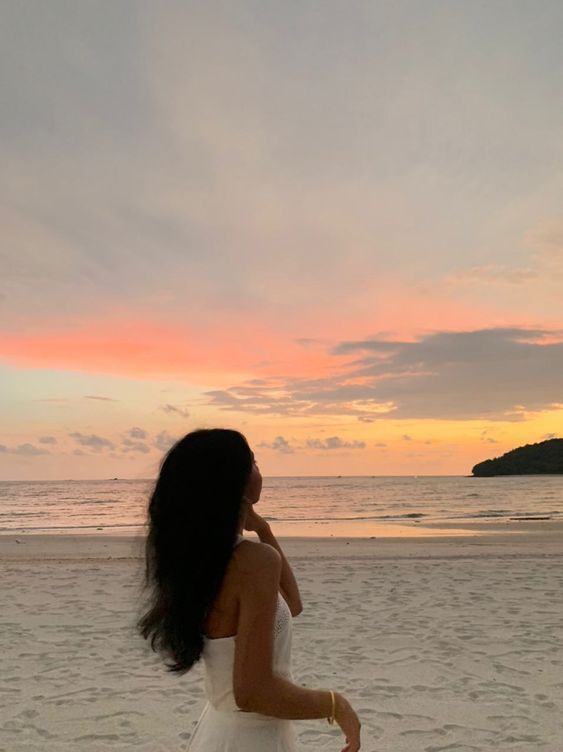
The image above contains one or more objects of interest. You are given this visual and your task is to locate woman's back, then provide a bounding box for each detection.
[187,534,297,751]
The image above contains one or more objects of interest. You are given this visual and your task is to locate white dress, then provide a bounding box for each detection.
[187,534,298,751]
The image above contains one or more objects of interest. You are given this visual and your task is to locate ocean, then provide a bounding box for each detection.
[1,475,562,537]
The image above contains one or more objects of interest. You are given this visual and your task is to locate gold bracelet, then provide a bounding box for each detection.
[327,690,336,724]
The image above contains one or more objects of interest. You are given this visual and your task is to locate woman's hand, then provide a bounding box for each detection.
[335,692,361,752]
[242,497,270,537]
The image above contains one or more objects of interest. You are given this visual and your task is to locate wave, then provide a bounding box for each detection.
[264,513,426,522]
[0,522,143,532]
[455,509,563,519]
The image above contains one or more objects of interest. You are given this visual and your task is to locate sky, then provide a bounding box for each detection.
[1,1,563,479]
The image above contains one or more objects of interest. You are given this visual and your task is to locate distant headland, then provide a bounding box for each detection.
[472,438,563,477]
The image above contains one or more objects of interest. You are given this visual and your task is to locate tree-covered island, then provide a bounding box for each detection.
[472,438,563,476]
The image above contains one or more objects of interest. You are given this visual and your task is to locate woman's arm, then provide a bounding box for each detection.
[257,523,303,616]
[243,502,303,617]
[232,541,361,752]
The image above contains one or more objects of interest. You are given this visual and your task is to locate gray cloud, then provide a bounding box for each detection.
[69,432,115,451]
[11,443,49,456]
[306,436,366,450]
[329,327,563,420]
[122,438,150,454]
[257,436,295,454]
[128,426,147,439]
[205,389,293,417]
[206,328,563,421]
[0,443,49,456]
[160,404,190,418]
[84,395,118,402]
[153,430,177,452]
[38,435,57,444]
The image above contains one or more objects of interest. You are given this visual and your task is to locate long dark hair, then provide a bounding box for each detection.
[137,428,253,673]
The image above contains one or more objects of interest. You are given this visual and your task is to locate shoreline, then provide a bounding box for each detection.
[1,520,561,561]
[1,515,562,540]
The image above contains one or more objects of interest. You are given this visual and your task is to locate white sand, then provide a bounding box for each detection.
[1,529,562,751]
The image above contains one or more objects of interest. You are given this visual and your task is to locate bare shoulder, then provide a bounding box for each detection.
[233,539,282,579]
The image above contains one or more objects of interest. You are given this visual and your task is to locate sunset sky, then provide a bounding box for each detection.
[2,2,563,479]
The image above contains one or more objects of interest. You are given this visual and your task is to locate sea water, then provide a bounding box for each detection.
[1,475,562,536]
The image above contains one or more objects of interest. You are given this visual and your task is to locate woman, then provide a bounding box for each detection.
[138,428,361,752]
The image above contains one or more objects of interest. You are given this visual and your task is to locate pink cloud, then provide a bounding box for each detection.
[0,315,340,381]
[0,280,542,388]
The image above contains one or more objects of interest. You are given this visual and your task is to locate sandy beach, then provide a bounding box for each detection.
[1,526,562,752]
